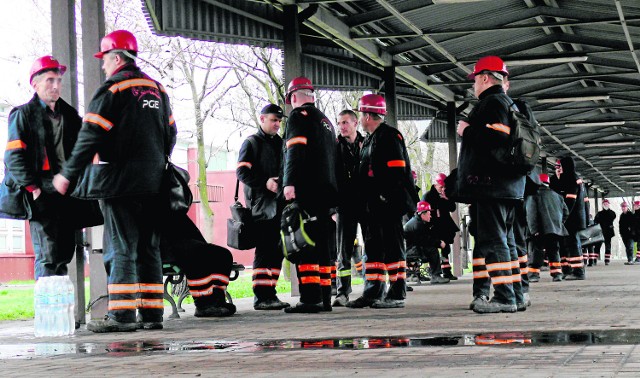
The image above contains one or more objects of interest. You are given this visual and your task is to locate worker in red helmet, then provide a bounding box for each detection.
[456,56,526,314]
[404,201,451,285]
[421,173,459,281]
[281,77,338,313]
[345,93,419,309]
[53,30,178,332]
[594,198,616,265]
[3,56,97,283]
[525,173,569,282]
[619,202,635,264]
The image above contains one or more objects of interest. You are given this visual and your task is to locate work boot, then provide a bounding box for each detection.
[254,298,290,310]
[473,299,517,314]
[406,285,414,292]
[625,261,634,265]
[87,316,137,333]
[469,295,489,310]
[371,298,405,309]
[136,314,163,330]
[194,303,236,317]
[552,274,563,282]
[443,273,458,281]
[430,275,450,284]
[283,302,323,314]
[332,294,348,307]
[345,296,375,309]
[528,272,540,283]
[564,273,586,280]
[516,302,527,312]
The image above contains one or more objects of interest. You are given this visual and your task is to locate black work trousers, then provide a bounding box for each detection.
[102,196,163,323]
[560,232,585,276]
[361,209,406,301]
[595,237,612,263]
[252,218,283,303]
[29,192,76,280]
[295,211,332,307]
[336,209,360,297]
[529,234,562,277]
[513,203,529,293]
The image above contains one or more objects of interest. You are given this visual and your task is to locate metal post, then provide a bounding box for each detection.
[282,4,301,296]
[51,0,85,325]
[446,101,462,276]
[383,66,398,127]
[81,0,108,319]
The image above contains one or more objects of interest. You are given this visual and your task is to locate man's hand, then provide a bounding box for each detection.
[53,174,70,195]
[284,185,296,201]
[457,120,470,136]
[266,177,279,193]
[32,187,42,200]
[440,241,446,249]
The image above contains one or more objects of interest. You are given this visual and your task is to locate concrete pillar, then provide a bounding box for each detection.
[446,102,462,276]
[51,0,86,325]
[282,4,301,296]
[383,66,398,127]
[81,0,108,319]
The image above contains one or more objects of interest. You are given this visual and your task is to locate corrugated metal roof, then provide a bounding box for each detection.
[142,0,640,196]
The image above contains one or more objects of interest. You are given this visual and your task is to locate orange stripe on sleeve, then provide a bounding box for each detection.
[486,123,511,135]
[387,160,406,168]
[286,136,308,148]
[237,162,252,169]
[84,113,113,131]
[5,140,26,150]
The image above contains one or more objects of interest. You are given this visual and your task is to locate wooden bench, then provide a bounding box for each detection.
[162,262,245,319]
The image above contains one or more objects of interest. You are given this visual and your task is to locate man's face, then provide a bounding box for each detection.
[359,113,374,133]
[102,53,120,78]
[435,182,444,194]
[555,164,563,177]
[420,211,431,222]
[260,113,282,136]
[337,114,357,138]
[603,203,610,210]
[473,73,492,98]
[623,206,629,213]
[32,71,62,105]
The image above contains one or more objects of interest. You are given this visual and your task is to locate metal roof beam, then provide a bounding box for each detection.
[346,0,426,29]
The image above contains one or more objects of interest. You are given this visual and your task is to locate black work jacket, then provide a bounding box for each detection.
[358,122,418,217]
[525,185,569,237]
[550,175,586,233]
[404,214,441,255]
[633,211,640,237]
[453,85,525,203]
[236,127,283,221]
[5,94,81,194]
[282,103,338,213]
[336,131,364,213]
[619,211,635,239]
[62,64,177,199]
[422,186,459,244]
[594,208,616,238]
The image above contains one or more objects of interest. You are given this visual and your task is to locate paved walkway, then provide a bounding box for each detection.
[1,261,640,377]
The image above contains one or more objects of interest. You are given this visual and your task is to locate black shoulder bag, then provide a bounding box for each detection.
[227,179,256,250]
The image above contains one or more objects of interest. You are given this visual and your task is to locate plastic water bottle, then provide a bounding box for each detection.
[63,276,76,336]
[33,278,44,337]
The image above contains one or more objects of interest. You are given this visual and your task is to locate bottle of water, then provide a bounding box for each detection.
[63,276,76,336]
[33,278,44,337]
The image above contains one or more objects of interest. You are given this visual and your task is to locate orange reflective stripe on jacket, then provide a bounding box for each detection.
[237,161,252,169]
[387,160,406,168]
[169,115,175,125]
[566,194,577,199]
[5,140,26,150]
[84,112,114,131]
[486,123,511,134]
[286,136,308,148]
[108,78,158,93]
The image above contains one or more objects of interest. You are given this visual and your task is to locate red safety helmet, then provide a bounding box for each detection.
[434,173,447,186]
[285,77,314,104]
[358,94,386,115]
[94,30,138,59]
[30,56,66,84]
[602,198,610,204]
[539,173,550,184]
[416,201,432,214]
[634,201,640,207]
[468,56,508,79]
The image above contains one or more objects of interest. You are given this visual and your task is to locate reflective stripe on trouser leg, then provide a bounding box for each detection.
[336,211,358,296]
[103,196,163,323]
[252,218,282,302]
[475,201,516,305]
[564,232,585,275]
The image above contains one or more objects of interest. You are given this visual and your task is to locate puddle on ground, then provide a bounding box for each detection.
[2,329,640,359]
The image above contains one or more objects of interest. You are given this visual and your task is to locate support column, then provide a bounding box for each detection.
[446,101,462,277]
[383,66,398,127]
[540,156,548,174]
[282,4,301,296]
[51,0,85,326]
[594,187,599,213]
[81,0,108,320]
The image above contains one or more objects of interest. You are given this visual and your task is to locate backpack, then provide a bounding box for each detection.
[496,96,541,175]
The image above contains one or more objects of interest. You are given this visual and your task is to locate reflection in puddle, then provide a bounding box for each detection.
[3,329,640,359]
